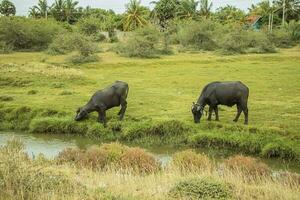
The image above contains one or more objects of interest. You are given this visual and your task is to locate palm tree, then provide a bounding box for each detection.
[199,0,212,18]
[123,0,149,31]
[51,0,66,21]
[274,0,300,22]
[34,0,50,19]
[28,7,39,18]
[65,0,79,23]
[177,0,199,19]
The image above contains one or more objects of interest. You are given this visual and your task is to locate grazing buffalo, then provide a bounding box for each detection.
[191,81,249,124]
[75,81,129,126]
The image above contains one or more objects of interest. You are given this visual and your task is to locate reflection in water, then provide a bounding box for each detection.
[0,132,299,173]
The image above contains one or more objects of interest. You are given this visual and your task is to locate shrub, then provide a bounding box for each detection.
[115,26,160,58]
[119,147,160,174]
[221,29,250,54]
[48,32,99,63]
[0,41,13,53]
[57,147,112,170]
[269,29,294,48]
[57,144,160,173]
[77,16,101,35]
[27,90,38,95]
[0,17,63,51]
[177,20,220,51]
[47,32,81,55]
[261,142,297,160]
[247,31,276,53]
[172,150,212,172]
[108,30,119,43]
[224,155,271,177]
[0,95,13,101]
[92,32,107,42]
[99,143,129,164]
[285,20,300,42]
[0,139,81,199]
[69,54,99,64]
[169,178,232,200]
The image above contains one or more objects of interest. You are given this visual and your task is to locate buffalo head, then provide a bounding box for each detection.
[74,107,88,121]
[191,102,203,123]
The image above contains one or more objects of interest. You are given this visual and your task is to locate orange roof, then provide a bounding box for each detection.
[245,15,262,25]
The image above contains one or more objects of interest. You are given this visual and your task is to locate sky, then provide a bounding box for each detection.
[11,0,262,16]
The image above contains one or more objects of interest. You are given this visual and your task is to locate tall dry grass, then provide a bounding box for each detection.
[0,139,299,200]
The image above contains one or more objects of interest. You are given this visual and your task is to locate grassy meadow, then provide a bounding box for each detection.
[0,44,300,161]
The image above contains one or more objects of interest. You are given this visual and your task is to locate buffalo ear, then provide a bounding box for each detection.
[76,107,81,113]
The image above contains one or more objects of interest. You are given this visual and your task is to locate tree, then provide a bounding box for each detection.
[199,0,212,18]
[65,0,79,23]
[28,7,40,18]
[51,0,66,21]
[33,0,51,19]
[123,0,149,31]
[151,0,180,29]
[0,0,16,16]
[215,5,245,24]
[177,0,199,20]
[274,0,300,22]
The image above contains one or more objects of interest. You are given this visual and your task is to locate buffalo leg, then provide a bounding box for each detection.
[214,106,219,121]
[233,104,242,122]
[118,99,127,120]
[98,111,107,127]
[208,106,213,121]
[243,107,249,125]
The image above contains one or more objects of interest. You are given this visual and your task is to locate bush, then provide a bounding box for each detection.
[77,17,101,35]
[285,20,300,42]
[224,155,271,177]
[115,26,160,58]
[177,20,220,51]
[261,142,297,160]
[47,32,82,55]
[0,41,13,54]
[247,31,276,53]
[0,139,81,199]
[172,150,212,172]
[48,32,99,63]
[119,147,160,174]
[269,29,294,48]
[69,54,99,64]
[221,29,250,54]
[0,17,63,51]
[0,95,14,101]
[108,30,119,43]
[169,178,232,200]
[57,143,160,173]
[91,32,107,42]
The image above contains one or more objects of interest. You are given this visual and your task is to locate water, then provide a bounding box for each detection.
[0,132,299,173]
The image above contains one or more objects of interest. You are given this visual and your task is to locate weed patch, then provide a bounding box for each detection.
[169,178,232,200]
[0,95,13,102]
[224,155,271,178]
[172,149,213,172]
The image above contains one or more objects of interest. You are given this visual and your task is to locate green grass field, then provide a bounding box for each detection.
[1,45,300,160]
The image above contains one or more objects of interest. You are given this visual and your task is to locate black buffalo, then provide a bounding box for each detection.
[75,81,129,126]
[191,81,249,124]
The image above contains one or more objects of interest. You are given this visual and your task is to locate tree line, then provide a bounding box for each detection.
[0,0,300,31]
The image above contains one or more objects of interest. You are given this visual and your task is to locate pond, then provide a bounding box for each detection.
[0,131,299,173]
